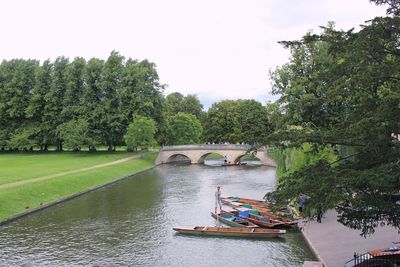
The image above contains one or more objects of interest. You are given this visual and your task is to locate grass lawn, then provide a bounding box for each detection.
[0,153,157,222]
[0,152,137,186]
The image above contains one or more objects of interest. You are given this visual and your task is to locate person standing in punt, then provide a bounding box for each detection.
[215,186,222,214]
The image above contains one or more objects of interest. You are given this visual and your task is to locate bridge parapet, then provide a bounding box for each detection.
[156,144,274,166]
[161,144,267,151]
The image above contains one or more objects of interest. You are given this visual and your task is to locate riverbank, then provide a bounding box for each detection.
[0,152,157,224]
[300,210,399,267]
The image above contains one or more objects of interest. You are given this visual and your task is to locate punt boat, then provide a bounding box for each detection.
[210,211,259,228]
[222,209,287,229]
[173,226,286,238]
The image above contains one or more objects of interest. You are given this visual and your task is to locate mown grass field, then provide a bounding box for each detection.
[0,152,136,185]
[0,152,157,221]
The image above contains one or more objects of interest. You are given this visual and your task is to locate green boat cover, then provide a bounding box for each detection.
[249,210,259,215]
[242,204,252,209]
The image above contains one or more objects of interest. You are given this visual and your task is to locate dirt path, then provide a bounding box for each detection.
[0,154,144,191]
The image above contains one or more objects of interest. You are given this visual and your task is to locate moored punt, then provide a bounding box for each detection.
[222,196,268,207]
[246,214,287,229]
[173,226,286,238]
[222,200,296,227]
[222,209,286,229]
[368,246,400,257]
[239,208,297,227]
[211,212,259,228]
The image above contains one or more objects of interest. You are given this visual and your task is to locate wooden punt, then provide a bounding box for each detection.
[173,226,286,238]
[237,207,296,227]
[246,214,287,229]
[211,212,259,228]
[368,246,400,257]
[222,196,268,207]
[222,209,286,229]
[221,199,295,226]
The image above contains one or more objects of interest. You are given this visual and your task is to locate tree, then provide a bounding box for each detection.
[165,92,203,119]
[0,59,38,150]
[203,100,241,143]
[100,51,125,151]
[124,116,157,151]
[268,14,400,235]
[7,130,36,151]
[120,59,165,140]
[57,119,92,151]
[203,99,271,144]
[43,57,69,151]
[165,112,203,145]
[63,57,86,121]
[165,92,184,116]
[81,58,105,151]
[26,60,53,150]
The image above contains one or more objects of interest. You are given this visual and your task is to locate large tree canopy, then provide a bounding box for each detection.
[269,11,400,235]
[165,92,203,119]
[204,99,272,145]
[165,112,203,145]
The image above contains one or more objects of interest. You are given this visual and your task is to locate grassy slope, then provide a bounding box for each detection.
[0,152,135,185]
[0,153,157,221]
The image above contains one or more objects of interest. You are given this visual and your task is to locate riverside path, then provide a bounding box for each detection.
[300,210,399,267]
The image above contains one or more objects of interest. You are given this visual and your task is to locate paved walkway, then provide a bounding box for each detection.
[300,210,400,267]
[0,154,143,190]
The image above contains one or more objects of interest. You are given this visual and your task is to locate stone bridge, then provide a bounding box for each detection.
[155,144,276,166]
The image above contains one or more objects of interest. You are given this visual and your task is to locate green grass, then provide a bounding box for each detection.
[0,153,157,221]
[0,152,137,185]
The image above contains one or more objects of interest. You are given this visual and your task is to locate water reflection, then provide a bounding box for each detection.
[0,164,314,266]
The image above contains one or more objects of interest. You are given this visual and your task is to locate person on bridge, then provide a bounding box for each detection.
[215,186,222,214]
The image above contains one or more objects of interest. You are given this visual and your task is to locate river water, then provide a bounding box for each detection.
[0,161,315,266]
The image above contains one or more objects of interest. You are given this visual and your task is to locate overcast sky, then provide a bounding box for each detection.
[0,0,387,108]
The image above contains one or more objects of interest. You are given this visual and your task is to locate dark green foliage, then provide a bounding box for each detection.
[165,112,203,145]
[165,92,203,119]
[0,52,164,151]
[0,59,39,148]
[204,99,272,144]
[269,11,400,235]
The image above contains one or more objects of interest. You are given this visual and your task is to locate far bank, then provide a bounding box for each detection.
[0,152,157,224]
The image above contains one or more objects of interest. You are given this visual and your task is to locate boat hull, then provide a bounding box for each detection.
[173,226,286,238]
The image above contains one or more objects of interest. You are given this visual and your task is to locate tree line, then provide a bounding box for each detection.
[0,53,272,151]
[0,51,165,151]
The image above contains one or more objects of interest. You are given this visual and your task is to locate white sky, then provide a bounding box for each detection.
[0,0,387,109]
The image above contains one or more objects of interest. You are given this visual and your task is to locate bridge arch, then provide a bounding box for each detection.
[198,152,225,164]
[234,153,262,164]
[165,153,193,164]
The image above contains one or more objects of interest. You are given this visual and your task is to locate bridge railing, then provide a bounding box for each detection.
[160,144,267,151]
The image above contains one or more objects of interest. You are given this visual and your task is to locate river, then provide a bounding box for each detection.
[0,161,315,266]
